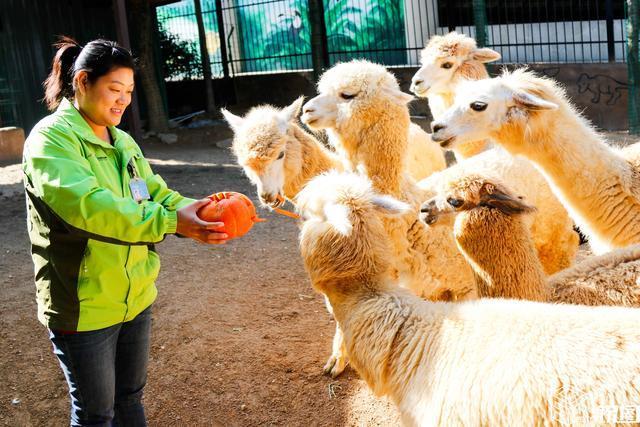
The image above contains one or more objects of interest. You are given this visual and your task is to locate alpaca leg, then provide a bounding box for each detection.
[323,322,348,378]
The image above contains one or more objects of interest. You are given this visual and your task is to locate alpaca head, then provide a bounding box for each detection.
[420,174,534,226]
[430,69,560,152]
[222,97,304,208]
[301,60,414,135]
[296,171,410,295]
[411,32,500,97]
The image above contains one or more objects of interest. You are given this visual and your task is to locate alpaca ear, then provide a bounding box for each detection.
[280,96,305,123]
[471,48,501,63]
[221,109,244,131]
[371,195,411,216]
[513,91,558,111]
[481,183,536,216]
[324,203,353,236]
[382,86,415,105]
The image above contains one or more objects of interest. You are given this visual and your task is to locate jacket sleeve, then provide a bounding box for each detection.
[23,126,178,245]
[137,156,196,211]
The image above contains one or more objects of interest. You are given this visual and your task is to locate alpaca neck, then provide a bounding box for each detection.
[494,107,640,252]
[454,208,548,301]
[283,125,341,198]
[332,107,410,196]
[322,281,432,400]
[452,139,492,160]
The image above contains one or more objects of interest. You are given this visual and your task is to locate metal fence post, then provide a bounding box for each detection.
[606,0,616,62]
[472,0,488,47]
[308,0,329,81]
[628,0,640,134]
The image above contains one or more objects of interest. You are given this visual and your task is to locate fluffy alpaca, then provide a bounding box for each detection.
[223,98,445,208]
[223,98,341,208]
[301,60,476,300]
[421,174,640,307]
[300,61,476,377]
[431,68,640,255]
[410,31,500,159]
[298,171,640,427]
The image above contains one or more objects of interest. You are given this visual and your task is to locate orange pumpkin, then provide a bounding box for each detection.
[197,192,265,239]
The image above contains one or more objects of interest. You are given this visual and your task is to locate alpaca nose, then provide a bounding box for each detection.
[412,78,423,88]
[302,105,315,114]
[431,122,446,133]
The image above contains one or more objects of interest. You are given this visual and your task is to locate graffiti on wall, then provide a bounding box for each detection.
[576,73,628,106]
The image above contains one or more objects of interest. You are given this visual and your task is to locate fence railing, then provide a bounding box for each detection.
[156,0,631,79]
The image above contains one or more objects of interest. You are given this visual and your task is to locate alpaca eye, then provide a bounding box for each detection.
[447,197,464,208]
[277,151,285,160]
[441,62,453,69]
[470,101,488,112]
[340,92,357,100]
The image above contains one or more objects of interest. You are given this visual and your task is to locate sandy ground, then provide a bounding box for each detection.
[1,126,638,426]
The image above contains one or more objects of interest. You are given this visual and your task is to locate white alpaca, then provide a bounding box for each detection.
[410,31,500,159]
[223,98,445,208]
[421,174,640,307]
[410,32,578,273]
[298,171,640,427]
[431,68,640,255]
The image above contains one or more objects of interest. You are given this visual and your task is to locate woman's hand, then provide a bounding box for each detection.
[176,199,228,244]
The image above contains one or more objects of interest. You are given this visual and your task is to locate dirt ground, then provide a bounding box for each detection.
[0,125,399,426]
[1,125,638,426]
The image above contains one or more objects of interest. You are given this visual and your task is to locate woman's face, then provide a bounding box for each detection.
[76,67,134,127]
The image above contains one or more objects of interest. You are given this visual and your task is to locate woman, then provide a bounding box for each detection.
[23,37,226,426]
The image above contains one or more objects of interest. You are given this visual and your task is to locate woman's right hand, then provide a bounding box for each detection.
[176,199,228,244]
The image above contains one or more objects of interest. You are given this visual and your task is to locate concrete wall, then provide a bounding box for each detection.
[166,63,630,131]
[0,127,25,164]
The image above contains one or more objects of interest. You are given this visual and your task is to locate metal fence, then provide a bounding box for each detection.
[156,0,631,79]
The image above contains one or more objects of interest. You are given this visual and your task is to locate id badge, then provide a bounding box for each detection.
[129,178,151,203]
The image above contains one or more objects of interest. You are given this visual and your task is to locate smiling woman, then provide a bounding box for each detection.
[24,37,231,426]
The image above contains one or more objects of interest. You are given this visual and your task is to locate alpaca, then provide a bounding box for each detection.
[223,98,445,208]
[431,68,640,255]
[421,174,640,307]
[301,59,477,300]
[298,171,640,427]
[410,31,501,159]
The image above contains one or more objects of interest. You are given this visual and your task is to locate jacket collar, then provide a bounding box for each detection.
[56,98,125,149]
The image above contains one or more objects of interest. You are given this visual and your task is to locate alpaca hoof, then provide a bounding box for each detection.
[323,355,347,378]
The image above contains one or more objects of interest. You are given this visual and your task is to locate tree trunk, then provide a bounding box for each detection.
[129,0,169,133]
[194,0,216,114]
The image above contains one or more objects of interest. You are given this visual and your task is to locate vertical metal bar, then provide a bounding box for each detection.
[627,0,640,134]
[308,0,329,80]
[606,0,616,61]
[472,0,488,47]
[215,0,230,77]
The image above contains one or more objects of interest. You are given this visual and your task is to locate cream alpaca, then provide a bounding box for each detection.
[223,98,341,208]
[431,68,640,254]
[301,61,475,377]
[422,175,640,307]
[223,98,445,207]
[410,31,500,158]
[298,171,640,427]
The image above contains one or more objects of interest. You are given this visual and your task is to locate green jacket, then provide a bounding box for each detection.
[23,98,194,331]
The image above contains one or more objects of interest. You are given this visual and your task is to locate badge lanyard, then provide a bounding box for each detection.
[127,159,151,203]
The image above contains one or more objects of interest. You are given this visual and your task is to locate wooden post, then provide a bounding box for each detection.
[308,0,329,81]
[194,0,216,114]
[113,0,143,140]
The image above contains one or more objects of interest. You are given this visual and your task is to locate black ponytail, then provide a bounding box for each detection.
[43,36,136,111]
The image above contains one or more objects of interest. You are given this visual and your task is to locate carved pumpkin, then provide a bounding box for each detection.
[197,192,265,239]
